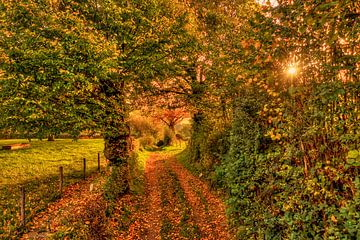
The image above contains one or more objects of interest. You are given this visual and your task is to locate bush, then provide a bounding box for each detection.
[184,82,359,239]
[138,136,156,149]
[128,113,162,139]
[177,123,192,139]
[185,113,231,186]
[217,82,360,239]
[156,140,165,147]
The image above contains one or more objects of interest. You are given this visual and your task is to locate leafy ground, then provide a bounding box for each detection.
[15,147,234,239]
[126,152,233,240]
[0,139,104,239]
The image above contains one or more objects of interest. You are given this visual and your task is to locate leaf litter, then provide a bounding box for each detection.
[19,153,235,239]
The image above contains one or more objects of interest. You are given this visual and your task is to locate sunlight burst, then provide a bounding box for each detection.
[287,66,297,76]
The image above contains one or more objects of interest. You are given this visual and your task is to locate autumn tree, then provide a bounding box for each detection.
[152,108,188,133]
[0,0,193,193]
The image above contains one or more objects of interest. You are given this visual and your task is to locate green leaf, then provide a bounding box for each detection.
[347,150,359,159]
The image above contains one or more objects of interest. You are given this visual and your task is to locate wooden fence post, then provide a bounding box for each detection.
[83,158,86,180]
[98,152,101,172]
[59,166,63,193]
[20,186,25,226]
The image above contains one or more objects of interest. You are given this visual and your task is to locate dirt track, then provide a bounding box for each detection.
[126,153,233,240]
[19,153,233,239]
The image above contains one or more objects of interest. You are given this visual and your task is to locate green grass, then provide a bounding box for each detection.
[160,218,173,240]
[136,149,149,173]
[128,149,149,194]
[162,145,186,155]
[0,139,104,185]
[0,139,104,239]
[175,148,202,177]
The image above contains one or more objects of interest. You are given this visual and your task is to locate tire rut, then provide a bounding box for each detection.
[168,156,232,240]
[142,154,164,239]
[135,153,233,240]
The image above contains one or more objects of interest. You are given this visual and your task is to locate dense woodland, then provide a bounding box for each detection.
[0,0,359,239]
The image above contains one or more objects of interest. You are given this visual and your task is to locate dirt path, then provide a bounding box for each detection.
[142,154,163,239]
[126,153,234,240]
[19,153,234,239]
[168,157,231,239]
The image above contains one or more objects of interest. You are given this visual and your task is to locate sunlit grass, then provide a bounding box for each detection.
[162,144,187,155]
[136,150,150,173]
[0,139,104,185]
[128,149,150,194]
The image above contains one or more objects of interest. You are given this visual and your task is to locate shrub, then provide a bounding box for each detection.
[185,113,231,186]
[138,136,156,149]
[156,140,165,147]
[177,123,192,139]
[128,113,161,139]
[217,82,360,239]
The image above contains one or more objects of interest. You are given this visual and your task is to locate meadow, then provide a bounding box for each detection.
[0,139,104,238]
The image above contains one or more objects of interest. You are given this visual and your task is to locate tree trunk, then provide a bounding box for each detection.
[103,118,130,165]
[101,77,130,195]
[102,78,129,165]
[189,111,204,162]
[103,117,131,196]
[47,134,55,141]
[169,123,176,133]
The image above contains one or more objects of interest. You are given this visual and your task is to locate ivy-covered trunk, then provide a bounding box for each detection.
[102,79,131,198]
[103,116,131,199]
[188,111,204,162]
[103,118,130,165]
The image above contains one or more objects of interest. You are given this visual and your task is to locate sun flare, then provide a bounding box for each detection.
[287,66,297,75]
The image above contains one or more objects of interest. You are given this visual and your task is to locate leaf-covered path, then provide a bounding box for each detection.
[19,152,233,239]
[123,153,233,240]
[20,173,109,239]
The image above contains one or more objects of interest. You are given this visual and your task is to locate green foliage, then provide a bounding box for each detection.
[0,0,194,168]
[103,164,129,201]
[186,114,231,185]
[138,136,156,149]
[184,0,359,239]
[214,81,359,238]
[0,0,112,138]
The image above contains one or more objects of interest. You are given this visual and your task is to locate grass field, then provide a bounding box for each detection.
[0,139,104,238]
